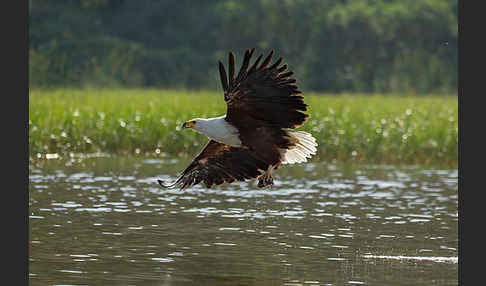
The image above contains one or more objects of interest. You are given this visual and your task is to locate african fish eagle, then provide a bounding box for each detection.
[158,48,317,189]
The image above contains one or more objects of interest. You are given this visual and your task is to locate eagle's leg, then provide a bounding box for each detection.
[258,164,276,188]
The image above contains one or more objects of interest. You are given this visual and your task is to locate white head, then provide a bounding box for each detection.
[182,118,208,133]
[181,115,242,147]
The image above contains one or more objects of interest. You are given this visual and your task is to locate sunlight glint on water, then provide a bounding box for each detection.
[29,156,458,285]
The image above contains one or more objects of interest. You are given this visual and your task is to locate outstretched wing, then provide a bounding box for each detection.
[158,140,269,190]
[218,48,308,129]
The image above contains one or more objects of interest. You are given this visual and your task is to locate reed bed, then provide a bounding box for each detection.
[29,89,457,166]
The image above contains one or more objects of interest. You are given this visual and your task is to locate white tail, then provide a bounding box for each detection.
[280,131,318,164]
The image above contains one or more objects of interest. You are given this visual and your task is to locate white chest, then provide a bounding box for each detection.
[194,115,242,147]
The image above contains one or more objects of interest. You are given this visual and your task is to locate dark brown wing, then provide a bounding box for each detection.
[158,140,269,189]
[218,48,308,129]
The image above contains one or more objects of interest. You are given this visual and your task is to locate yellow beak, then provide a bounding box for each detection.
[182,121,196,128]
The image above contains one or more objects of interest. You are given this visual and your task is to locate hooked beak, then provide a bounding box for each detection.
[182,121,196,129]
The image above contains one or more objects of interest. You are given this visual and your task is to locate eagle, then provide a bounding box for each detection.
[158,48,317,189]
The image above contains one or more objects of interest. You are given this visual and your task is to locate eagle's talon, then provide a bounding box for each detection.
[257,171,274,188]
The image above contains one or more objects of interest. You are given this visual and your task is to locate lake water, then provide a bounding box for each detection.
[29,155,458,285]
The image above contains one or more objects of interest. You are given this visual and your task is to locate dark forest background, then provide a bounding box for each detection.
[29,0,457,94]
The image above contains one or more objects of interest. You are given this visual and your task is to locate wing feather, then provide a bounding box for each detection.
[276,64,288,73]
[247,54,263,75]
[277,71,294,80]
[218,61,228,92]
[222,49,308,129]
[158,140,268,190]
[228,52,235,89]
[235,48,254,83]
[268,57,282,70]
[258,50,274,70]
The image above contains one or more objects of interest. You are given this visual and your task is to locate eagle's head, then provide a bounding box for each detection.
[182,120,197,129]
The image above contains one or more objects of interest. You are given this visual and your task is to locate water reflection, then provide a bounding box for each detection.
[29,157,458,285]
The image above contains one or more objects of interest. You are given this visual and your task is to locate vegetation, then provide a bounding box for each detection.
[29,0,457,94]
[29,89,458,166]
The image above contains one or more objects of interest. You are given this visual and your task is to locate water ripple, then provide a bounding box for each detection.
[29,159,458,285]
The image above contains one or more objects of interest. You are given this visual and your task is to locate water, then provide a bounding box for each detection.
[29,155,458,285]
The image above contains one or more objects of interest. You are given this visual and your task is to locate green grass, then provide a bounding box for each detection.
[29,88,458,166]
